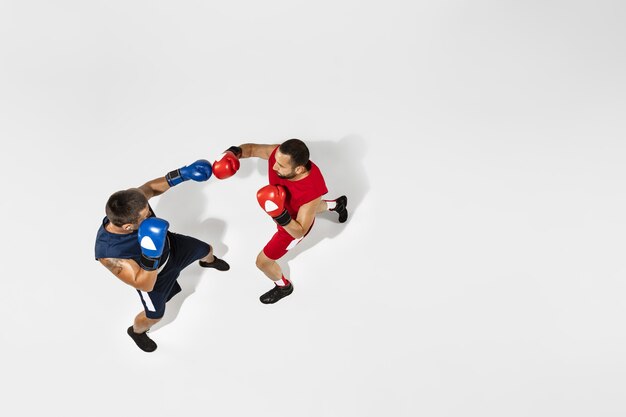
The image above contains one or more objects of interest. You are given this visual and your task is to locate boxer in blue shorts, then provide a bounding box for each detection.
[95,159,229,352]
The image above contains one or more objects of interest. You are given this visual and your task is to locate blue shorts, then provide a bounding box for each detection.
[137,232,210,319]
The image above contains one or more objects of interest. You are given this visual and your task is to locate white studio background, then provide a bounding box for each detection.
[1,1,625,416]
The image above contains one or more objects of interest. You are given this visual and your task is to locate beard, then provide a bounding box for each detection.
[276,170,297,179]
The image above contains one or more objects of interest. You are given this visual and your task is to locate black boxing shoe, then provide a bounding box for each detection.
[331,195,348,223]
[260,282,294,304]
[127,326,157,353]
[199,256,230,271]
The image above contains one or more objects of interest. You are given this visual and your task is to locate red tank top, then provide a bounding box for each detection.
[268,146,328,218]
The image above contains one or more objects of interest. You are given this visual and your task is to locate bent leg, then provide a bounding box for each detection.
[199,244,230,271]
[321,196,348,222]
[256,250,283,281]
[256,250,293,304]
[133,310,161,333]
[199,244,214,263]
[127,311,161,352]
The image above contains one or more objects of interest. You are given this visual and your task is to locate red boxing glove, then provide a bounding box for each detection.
[256,184,291,226]
[212,150,240,179]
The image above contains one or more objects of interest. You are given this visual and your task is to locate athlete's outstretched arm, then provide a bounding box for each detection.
[138,177,170,200]
[239,143,279,160]
[137,159,213,199]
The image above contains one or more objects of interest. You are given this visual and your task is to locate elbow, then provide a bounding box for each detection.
[135,269,157,292]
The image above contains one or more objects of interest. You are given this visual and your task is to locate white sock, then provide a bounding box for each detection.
[325,200,337,210]
[274,276,289,286]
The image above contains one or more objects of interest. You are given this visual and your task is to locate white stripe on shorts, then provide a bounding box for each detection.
[286,236,304,251]
[140,291,156,312]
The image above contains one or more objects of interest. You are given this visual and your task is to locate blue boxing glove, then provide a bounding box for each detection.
[165,159,212,187]
[138,217,170,271]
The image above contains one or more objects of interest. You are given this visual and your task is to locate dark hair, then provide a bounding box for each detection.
[105,189,148,226]
[279,138,311,171]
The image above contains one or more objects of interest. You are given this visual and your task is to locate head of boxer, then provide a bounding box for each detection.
[273,138,312,180]
[105,188,151,232]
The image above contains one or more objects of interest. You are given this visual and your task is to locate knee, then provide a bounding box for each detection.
[135,313,161,332]
[256,252,271,270]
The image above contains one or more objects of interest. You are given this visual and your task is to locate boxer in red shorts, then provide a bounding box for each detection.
[212,139,348,304]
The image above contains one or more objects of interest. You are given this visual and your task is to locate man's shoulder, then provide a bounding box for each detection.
[306,162,326,185]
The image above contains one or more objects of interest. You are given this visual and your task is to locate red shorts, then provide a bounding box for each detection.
[263,220,314,260]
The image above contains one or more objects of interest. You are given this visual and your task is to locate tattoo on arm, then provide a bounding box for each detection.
[102,258,124,276]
